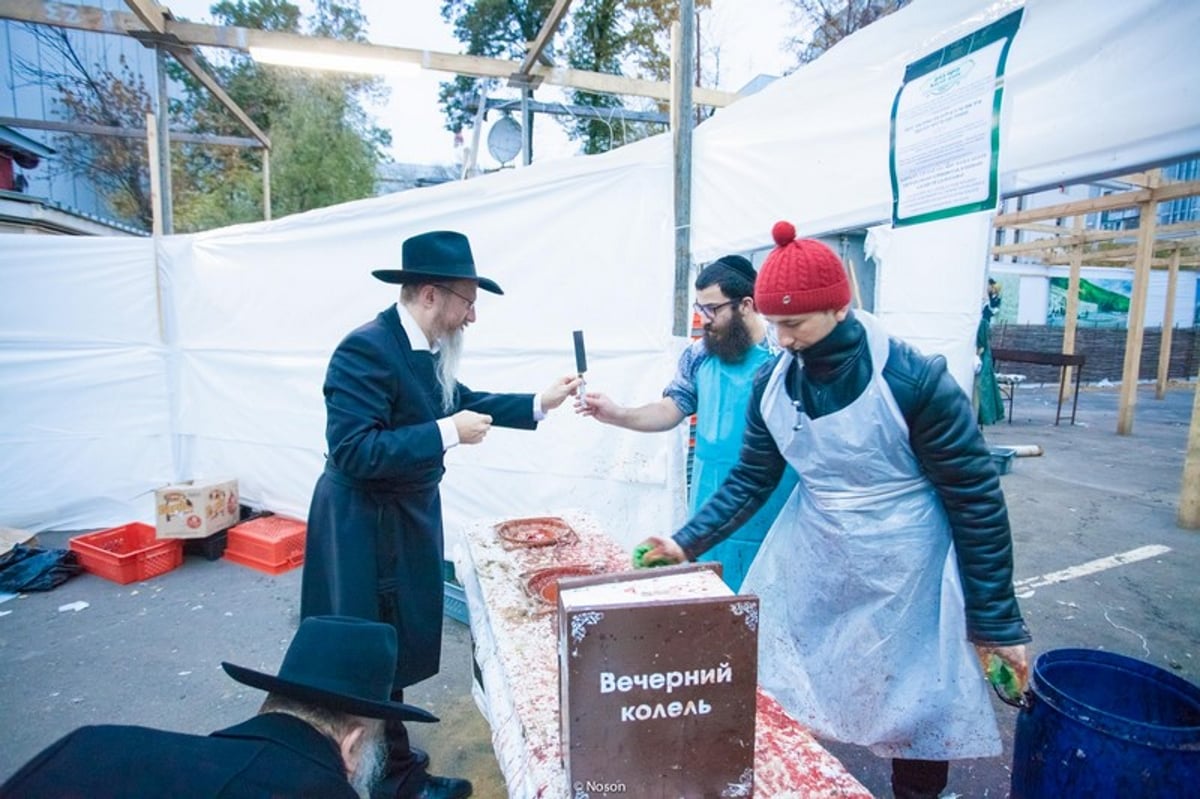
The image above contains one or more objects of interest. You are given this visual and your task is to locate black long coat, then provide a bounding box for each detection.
[0,714,358,798]
[301,306,536,687]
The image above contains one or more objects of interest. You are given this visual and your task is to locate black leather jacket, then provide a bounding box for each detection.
[674,312,1031,647]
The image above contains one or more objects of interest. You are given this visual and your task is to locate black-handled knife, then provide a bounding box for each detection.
[573,330,587,398]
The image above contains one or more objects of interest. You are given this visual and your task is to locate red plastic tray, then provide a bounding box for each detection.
[224,515,306,575]
[69,523,183,585]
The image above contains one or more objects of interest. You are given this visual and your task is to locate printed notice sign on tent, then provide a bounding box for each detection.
[889,9,1024,227]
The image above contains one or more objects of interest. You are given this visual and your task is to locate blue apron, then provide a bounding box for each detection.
[693,346,798,591]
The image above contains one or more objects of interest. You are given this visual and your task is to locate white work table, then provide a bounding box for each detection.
[454,510,872,799]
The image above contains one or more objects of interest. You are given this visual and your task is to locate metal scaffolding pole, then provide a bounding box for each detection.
[155,46,174,234]
[671,1,696,338]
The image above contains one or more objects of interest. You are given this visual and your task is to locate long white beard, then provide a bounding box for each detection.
[436,327,464,414]
[349,729,388,799]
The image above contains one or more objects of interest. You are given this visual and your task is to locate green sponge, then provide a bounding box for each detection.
[986,654,1022,703]
[632,543,672,569]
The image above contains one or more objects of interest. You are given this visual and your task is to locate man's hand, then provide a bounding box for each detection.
[576,395,683,432]
[453,410,493,444]
[632,536,686,569]
[575,392,623,424]
[975,643,1030,703]
[540,375,584,412]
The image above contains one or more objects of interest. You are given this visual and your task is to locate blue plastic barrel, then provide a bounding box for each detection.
[1011,648,1200,798]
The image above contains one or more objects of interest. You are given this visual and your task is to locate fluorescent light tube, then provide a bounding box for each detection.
[249,46,420,77]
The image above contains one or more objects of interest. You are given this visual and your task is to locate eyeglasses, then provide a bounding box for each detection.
[693,299,737,320]
[435,284,476,311]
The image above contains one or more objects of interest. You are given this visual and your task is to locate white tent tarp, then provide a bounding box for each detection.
[2,0,1197,551]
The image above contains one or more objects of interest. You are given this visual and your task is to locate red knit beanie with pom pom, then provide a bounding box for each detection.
[754,221,851,315]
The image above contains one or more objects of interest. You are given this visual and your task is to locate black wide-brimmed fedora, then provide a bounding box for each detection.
[222,616,438,723]
[372,230,503,295]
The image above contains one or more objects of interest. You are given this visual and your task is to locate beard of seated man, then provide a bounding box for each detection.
[259,695,390,799]
[349,722,388,799]
[704,304,755,364]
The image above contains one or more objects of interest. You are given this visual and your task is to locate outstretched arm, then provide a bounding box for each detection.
[576,394,685,432]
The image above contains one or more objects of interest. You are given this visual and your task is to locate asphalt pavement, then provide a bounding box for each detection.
[1,381,1197,798]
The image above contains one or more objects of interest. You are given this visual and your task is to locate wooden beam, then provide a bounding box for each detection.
[0,2,738,108]
[671,14,696,337]
[1062,215,1084,395]
[1115,170,1157,188]
[993,180,1200,227]
[147,110,165,342]
[1008,222,1070,235]
[9,3,269,148]
[262,148,271,221]
[0,115,260,147]
[146,47,174,233]
[2,1,149,37]
[517,0,572,77]
[169,49,270,147]
[1180,374,1200,529]
[146,111,162,237]
[991,220,1200,256]
[1015,219,1200,240]
[1117,170,1161,435]
[1038,239,1200,265]
[1156,248,1181,399]
[124,0,166,34]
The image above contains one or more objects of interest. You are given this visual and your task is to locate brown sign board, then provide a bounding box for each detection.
[557,563,759,798]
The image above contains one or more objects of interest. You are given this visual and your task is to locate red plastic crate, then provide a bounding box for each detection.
[69,523,183,585]
[224,515,306,575]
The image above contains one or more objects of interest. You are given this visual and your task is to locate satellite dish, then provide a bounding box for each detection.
[487,115,523,165]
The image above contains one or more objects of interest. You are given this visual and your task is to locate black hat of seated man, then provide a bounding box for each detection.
[222,616,438,723]
[372,230,503,295]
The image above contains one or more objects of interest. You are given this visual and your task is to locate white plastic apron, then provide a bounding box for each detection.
[692,349,797,591]
[741,311,999,759]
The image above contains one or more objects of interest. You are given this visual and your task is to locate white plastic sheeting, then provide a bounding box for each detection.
[2,0,1198,548]
[690,0,1200,258]
[691,0,1199,391]
[1,153,691,547]
[867,213,997,391]
[0,236,173,528]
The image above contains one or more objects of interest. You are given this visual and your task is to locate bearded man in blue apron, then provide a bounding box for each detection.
[636,222,1032,799]
[301,231,581,799]
[576,255,796,590]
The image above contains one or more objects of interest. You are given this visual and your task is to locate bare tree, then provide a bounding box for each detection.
[785,0,909,68]
[14,26,155,227]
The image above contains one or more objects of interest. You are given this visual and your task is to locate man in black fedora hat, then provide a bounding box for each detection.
[0,616,437,799]
[301,229,581,799]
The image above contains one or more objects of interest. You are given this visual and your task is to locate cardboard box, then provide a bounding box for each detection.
[557,563,759,798]
[155,478,239,539]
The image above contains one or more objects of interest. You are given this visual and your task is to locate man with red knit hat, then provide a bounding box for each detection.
[635,221,1031,799]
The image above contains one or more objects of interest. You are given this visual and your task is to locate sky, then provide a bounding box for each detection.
[164,0,798,170]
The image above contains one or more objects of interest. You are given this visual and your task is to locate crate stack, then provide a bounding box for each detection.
[66,477,305,584]
[155,478,240,561]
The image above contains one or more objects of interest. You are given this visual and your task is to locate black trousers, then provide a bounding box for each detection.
[891,758,949,799]
[385,690,430,795]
